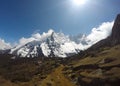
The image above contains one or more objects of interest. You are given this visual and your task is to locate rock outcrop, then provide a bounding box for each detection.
[110,14,120,45]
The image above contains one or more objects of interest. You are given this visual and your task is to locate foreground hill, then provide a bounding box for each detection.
[64,45,120,86]
[0,45,120,86]
[0,55,63,86]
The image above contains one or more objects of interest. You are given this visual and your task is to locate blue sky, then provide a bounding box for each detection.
[0,0,120,42]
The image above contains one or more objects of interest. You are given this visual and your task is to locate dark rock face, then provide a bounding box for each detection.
[77,76,120,86]
[0,49,11,54]
[110,14,120,45]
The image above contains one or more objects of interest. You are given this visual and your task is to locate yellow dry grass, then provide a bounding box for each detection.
[74,45,120,67]
[39,65,76,86]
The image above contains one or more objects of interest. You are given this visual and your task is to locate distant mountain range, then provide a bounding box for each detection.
[0,16,115,58]
[0,27,112,58]
[9,30,88,58]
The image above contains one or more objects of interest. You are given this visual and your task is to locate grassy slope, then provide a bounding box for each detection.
[40,65,75,86]
[64,45,120,86]
[0,57,61,86]
[74,45,120,67]
[0,64,76,86]
[0,45,120,86]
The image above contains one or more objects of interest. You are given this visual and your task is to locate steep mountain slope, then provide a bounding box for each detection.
[64,45,120,86]
[88,14,120,50]
[110,14,120,44]
[63,14,120,86]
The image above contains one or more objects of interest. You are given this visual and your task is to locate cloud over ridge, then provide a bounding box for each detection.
[86,21,114,46]
[0,21,114,50]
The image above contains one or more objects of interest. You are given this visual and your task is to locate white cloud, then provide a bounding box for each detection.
[40,29,54,41]
[4,20,114,52]
[18,29,54,46]
[10,29,54,52]
[0,38,11,50]
[19,37,35,45]
[86,21,114,45]
[32,33,41,39]
[14,22,114,51]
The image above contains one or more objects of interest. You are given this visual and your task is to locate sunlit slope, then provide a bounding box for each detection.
[64,45,120,86]
[40,65,76,86]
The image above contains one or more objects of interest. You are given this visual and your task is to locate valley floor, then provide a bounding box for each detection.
[40,65,75,86]
[0,45,120,86]
[0,65,76,86]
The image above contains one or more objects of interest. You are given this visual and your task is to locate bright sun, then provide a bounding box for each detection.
[73,0,86,6]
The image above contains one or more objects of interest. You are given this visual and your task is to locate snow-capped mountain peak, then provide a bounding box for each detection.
[10,29,83,58]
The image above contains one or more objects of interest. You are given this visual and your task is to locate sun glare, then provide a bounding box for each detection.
[73,0,86,6]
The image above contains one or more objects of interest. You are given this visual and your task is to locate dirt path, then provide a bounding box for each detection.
[39,65,76,86]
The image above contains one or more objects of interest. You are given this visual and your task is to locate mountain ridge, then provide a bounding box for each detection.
[10,30,85,58]
[87,14,120,50]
